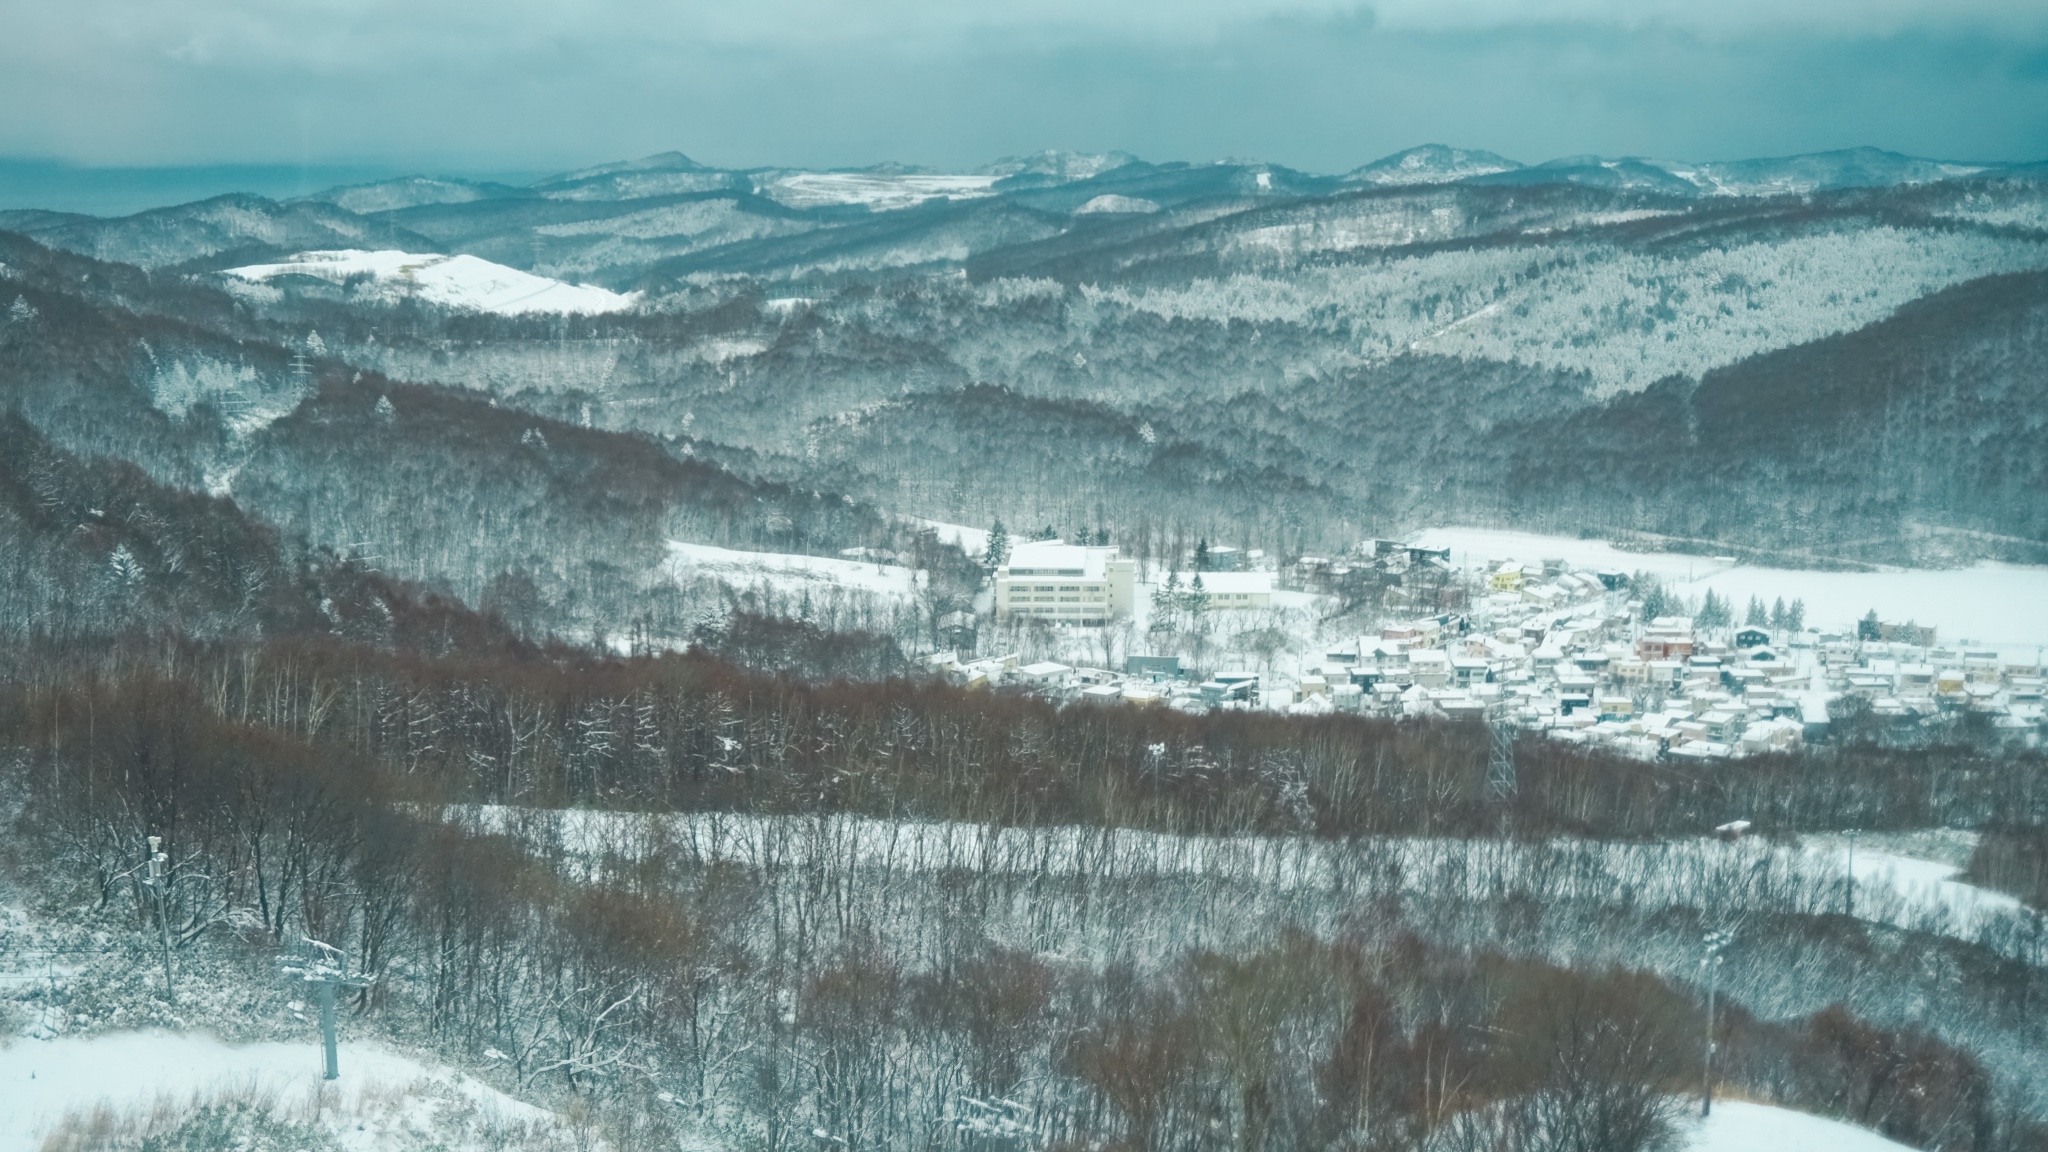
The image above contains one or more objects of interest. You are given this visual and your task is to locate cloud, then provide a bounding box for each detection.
[0,0,2041,174]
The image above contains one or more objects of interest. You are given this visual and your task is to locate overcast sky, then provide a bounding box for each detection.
[1,0,2044,181]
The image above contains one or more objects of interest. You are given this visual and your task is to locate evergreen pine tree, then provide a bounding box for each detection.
[983,520,1010,570]
[1186,573,1210,629]
[1195,539,1210,571]
[1153,571,1182,631]
[1746,595,1768,627]
[1640,579,1667,621]
[108,544,144,585]
[1770,597,1788,631]
[1787,599,1806,633]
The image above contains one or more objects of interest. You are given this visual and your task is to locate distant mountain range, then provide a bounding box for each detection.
[0,143,2034,287]
[2,140,2044,581]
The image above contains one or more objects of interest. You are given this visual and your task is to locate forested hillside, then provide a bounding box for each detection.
[5,147,2048,1150]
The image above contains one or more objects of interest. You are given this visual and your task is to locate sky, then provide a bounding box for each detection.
[1,0,2045,211]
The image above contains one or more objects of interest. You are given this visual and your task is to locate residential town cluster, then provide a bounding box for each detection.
[925,539,2047,759]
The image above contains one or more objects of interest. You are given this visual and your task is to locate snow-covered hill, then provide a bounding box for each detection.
[1689,1101,1916,1152]
[758,171,1000,211]
[1346,144,1522,185]
[0,1031,562,1152]
[665,540,923,602]
[225,249,639,315]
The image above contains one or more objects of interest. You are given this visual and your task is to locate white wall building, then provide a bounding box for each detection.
[1190,571,1274,610]
[995,541,1136,625]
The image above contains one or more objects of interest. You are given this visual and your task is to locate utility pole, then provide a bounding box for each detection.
[1844,827,1861,919]
[1701,929,1731,1118]
[143,836,174,1004]
[284,940,376,1081]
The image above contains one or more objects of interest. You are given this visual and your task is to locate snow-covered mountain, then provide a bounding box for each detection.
[1670,146,1995,196]
[1346,143,1523,185]
[303,175,531,214]
[223,249,639,314]
[983,148,1141,183]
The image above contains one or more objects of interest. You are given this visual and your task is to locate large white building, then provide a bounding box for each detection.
[995,541,1135,625]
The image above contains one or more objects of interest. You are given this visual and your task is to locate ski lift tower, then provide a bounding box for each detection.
[283,939,376,1080]
[1486,700,1517,805]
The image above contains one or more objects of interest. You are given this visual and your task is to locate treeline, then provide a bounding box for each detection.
[6,628,2043,851]
[1972,823,2048,910]
[5,650,2043,1151]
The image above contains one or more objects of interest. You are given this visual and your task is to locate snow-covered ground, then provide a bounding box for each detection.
[454,806,2034,959]
[1816,844,2023,924]
[909,518,990,557]
[665,540,923,602]
[0,1031,556,1152]
[1412,526,2048,652]
[761,172,998,211]
[225,250,639,315]
[1687,1100,1914,1152]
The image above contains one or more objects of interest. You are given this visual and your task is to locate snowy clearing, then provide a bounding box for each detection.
[225,250,639,315]
[1818,845,2024,924]
[1412,526,2048,650]
[453,807,2035,960]
[665,540,923,601]
[908,517,990,556]
[762,172,999,211]
[1687,1100,1914,1152]
[0,1030,554,1152]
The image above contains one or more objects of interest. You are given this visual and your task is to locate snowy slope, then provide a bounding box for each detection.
[1687,1100,1915,1152]
[1815,846,2024,924]
[455,807,2030,954]
[760,172,999,211]
[908,518,990,557]
[666,540,923,600]
[0,1031,555,1152]
[1347,144,1522,185]
[225,249,638,315]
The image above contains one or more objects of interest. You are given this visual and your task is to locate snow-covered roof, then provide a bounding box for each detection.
[1191,572,1272,595]
[1003,541,1115,580]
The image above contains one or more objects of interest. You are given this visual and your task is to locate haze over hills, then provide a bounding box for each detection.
[3,139,2046,601]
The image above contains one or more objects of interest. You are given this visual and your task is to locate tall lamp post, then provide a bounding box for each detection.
[1701,929,1732,1117]
[142,836,174,1004]
[1844,827,1861,919]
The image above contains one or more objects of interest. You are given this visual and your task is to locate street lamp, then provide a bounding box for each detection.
[1701,929,1732,1118]
[1844,828,1861,919]
[142,836,174,1004]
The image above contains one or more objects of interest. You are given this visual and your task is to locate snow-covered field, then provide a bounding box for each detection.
[762,172,998,211]
[454,806,2033,960]
[1823,844,2023,924]
[665,540,923,601]
[0,1031,556,1152]
[1688,1101,1913,1152]
[0,1028,1910,1152]
[1412,526,2048,651]
[226,250,639,315]
[909,518,990,557]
